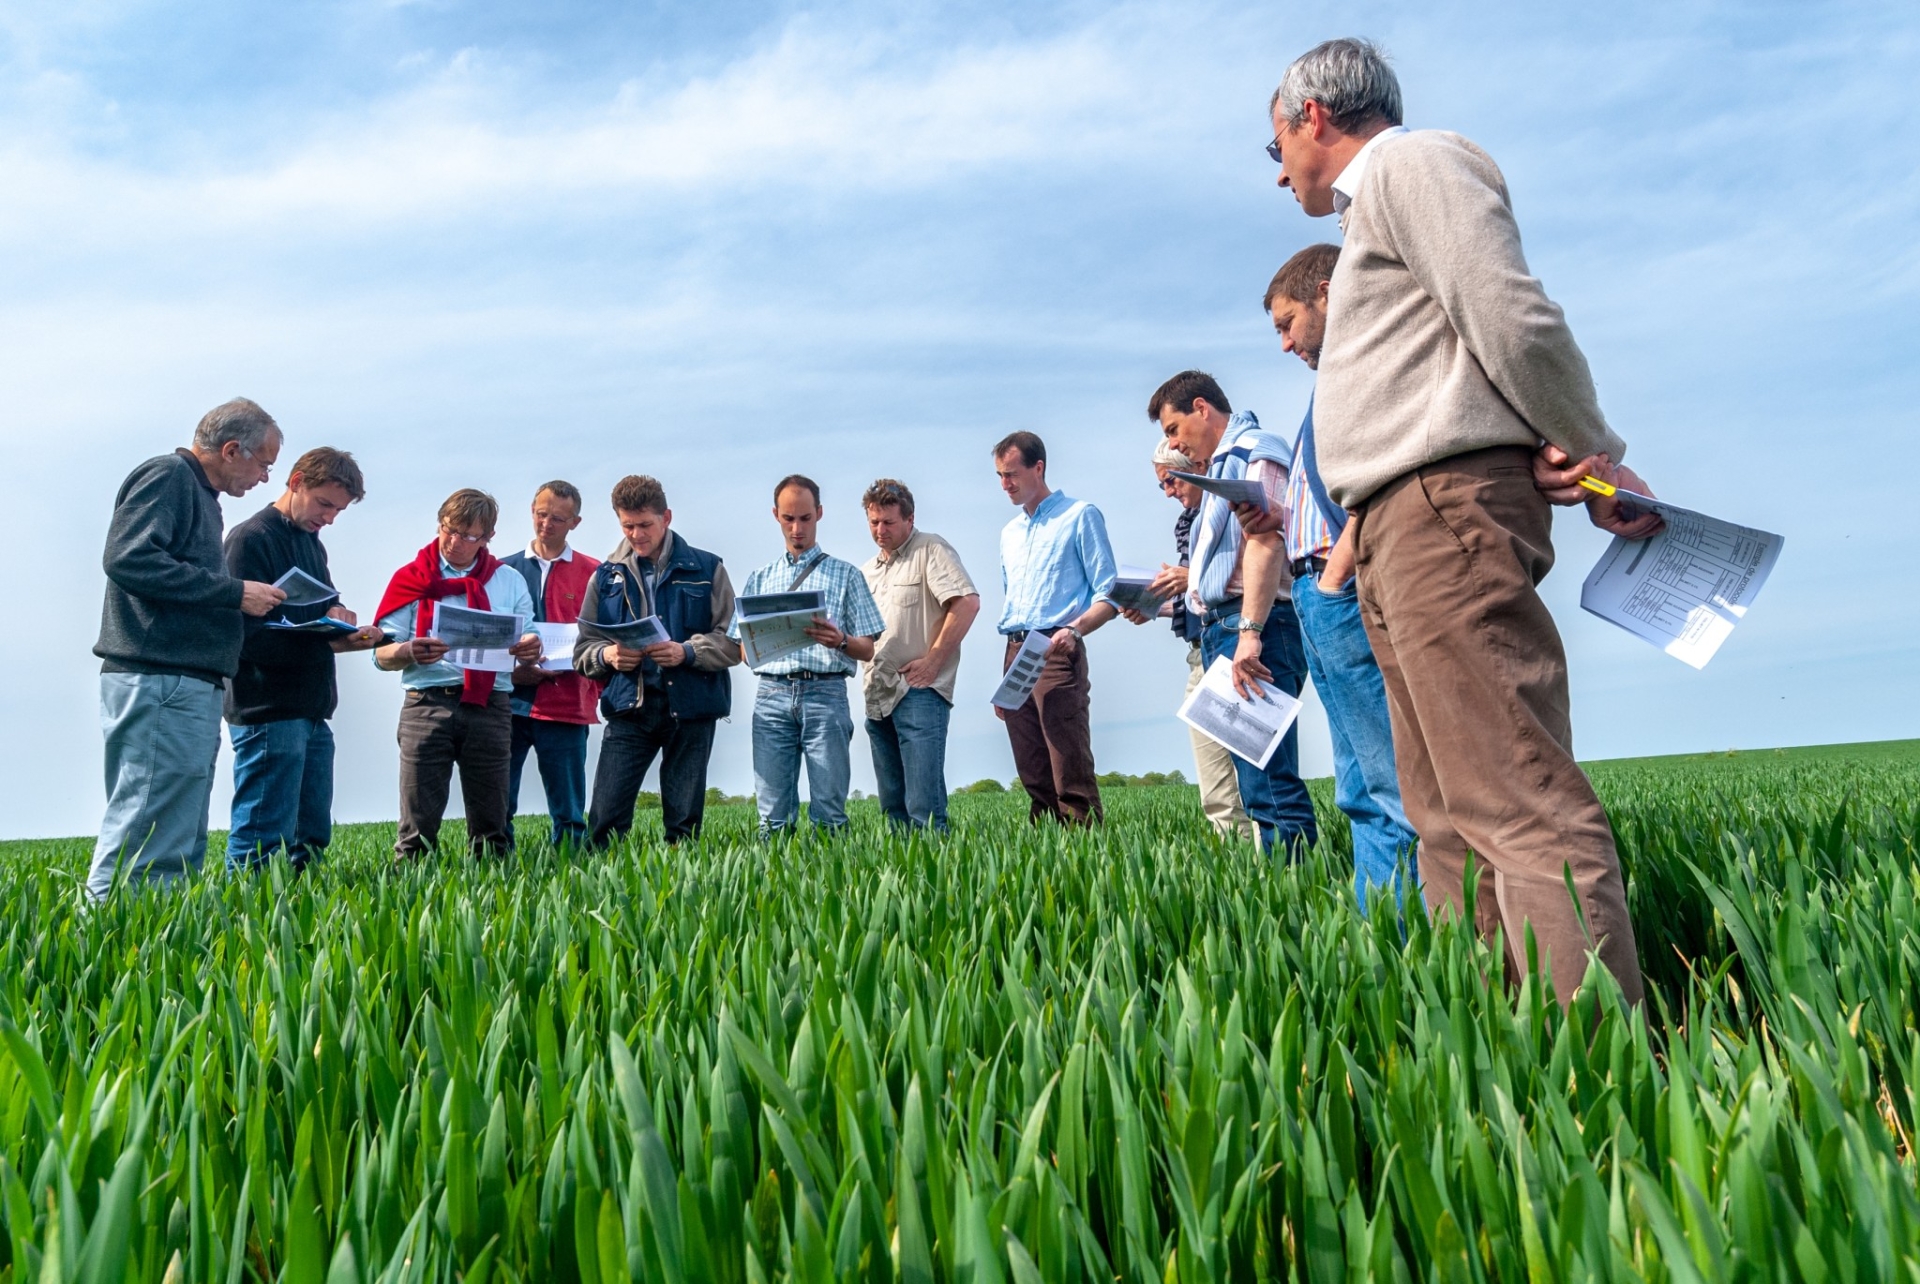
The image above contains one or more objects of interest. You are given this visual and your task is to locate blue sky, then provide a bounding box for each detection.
[2,0,1914,838]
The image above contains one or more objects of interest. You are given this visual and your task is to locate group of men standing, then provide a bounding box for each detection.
[87,36,1662,1005]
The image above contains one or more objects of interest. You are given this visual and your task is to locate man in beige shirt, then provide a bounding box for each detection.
[860,479,981,831]
[1268,37,1662,1005]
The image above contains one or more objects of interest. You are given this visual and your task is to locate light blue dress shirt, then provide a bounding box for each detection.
[374,557,535,693]
[997,491,1118,634]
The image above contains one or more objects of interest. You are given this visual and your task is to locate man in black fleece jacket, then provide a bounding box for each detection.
[88,398,288,901]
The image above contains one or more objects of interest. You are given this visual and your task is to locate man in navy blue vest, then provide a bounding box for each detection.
[573,475,741,845]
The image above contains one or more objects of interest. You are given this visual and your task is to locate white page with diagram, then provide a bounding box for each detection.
[428,603,528,673]
[990,629,1054,711]
[1178,655,1301,769]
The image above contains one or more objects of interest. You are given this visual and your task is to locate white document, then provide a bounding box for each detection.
[1168,470,1267,510]
[533,622,579,672]
[990,629,1054,711]
[738,608,830,669]
[738,589,826,620]
[1579,493,1783,670]
[1178,655,1302,769]
[429,603,528,673]
[577,616,671,651]
[272,566,339,608]
[1105,564,1171,616]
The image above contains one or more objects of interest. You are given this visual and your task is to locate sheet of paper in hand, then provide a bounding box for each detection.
[990,629,1054,711]
[737,607,831,668]
[738,589,826,620]
[1105,564,1171,615]
[265,615,359,634]
[1580,492,1783,670]
[428,603,528,672]
[1178,655,1301,769]
[272,566,340,608]
[577,616,672,650]
[1167,471,1267,510]
[532,622,579,672]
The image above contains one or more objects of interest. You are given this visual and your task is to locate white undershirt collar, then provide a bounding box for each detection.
[1331,124,1410,224]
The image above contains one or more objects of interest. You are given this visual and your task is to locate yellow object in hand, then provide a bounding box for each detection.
[1578,475,1617,498]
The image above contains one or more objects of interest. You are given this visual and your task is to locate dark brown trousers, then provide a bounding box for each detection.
[396,687,515,859]
[1002,635,1103,826]
[1352,447,1643,1005]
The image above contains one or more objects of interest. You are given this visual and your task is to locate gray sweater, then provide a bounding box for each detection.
[95,450,245,684]
[1315,130,1628,508]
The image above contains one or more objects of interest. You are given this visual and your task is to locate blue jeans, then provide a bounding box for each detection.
[1294,575,1419,908]
[866,687,953,830]
[1200,603,1318,856]
[89,672,223,901]
[509,716,589,848]
[227,718,334,871]
[752,677,854,833]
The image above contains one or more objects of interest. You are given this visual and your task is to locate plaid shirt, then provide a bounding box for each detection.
[730,546,885,677]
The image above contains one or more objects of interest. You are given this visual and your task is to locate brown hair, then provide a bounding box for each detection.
[774,474,821,507]
[1263,243,1341,313]
[861,478,915,520]
[992,431,1046,469]
[610,475,668,515]
[437,488,498,535]
[535,479,583,510]
[1147,371,1232,422]
[288,447,365,502]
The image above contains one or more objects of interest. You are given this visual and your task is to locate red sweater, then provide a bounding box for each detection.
[524,551,603,725]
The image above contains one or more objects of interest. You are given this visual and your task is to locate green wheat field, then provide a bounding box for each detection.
[1,739,1916,1282]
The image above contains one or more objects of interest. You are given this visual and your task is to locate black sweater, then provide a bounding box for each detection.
[223,504,340,724]
[94,450,245,684]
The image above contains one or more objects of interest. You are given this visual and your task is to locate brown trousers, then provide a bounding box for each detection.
[1003,635,1103,825]
[1352,447,1643,1004]
[396,687,515,859]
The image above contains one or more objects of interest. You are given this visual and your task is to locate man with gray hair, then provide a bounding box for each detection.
[1267,38,1663,1002]
[89,397,289,899]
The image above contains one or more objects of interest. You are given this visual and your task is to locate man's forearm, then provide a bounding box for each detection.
[925,594,981,662]
[1069,600,1119,636]
[1237,534,1286,624]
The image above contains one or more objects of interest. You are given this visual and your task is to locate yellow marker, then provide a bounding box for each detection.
[1578,475,1617,498]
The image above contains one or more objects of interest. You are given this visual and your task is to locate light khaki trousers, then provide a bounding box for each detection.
[1186,645,1252,839]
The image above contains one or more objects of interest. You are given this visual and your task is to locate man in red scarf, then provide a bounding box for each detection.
[373,488,542,860]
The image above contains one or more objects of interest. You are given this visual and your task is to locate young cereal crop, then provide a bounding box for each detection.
[0,742,1915,1281]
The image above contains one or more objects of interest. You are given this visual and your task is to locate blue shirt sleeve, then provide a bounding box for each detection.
[1078,504,1119,600]
[843,568,886,638]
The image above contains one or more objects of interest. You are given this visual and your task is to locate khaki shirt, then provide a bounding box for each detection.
[861,528,978,719]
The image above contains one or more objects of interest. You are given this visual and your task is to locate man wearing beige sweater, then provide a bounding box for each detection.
[1268,37,1661,1004]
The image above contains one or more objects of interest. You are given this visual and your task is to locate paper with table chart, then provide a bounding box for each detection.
[576,616,671,653]
[1167,470,1268,510]
[271,566,339,608]
[990,629,1053,711]
[736,590,830,668]
[1105,565,1172,616]
[532,622,578,672]
[1579,492,1783,670]
[427,603,528,672]
[1178,655,1302,769]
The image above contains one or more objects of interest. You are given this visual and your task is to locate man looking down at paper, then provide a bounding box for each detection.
[373,488,540,861]
[573,474,740,846]
[1152,372,1316,857]
[993,432,1119,827]
[1269,37,1660,1002]
[501,481,600,850]
[89,397,289,901]
[729,475,884,836]
[222,446,381,873]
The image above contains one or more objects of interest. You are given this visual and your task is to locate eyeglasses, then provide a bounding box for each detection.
[1265,136,1285,165]
[239,447,273,476]
[1158,476,1180,493]
[440,525,493,545]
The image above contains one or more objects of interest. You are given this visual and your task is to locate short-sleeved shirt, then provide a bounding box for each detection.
[860,528,978,719]
[729,547,885,678]
[374,557,535,694]
[997,491,1118,634]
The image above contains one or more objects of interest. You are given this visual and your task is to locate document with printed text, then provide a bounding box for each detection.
[990,629,1054,711]
[1178,655,1301,769]
[1167,471,1267,510]
[577,616,672,652]
[272,566,339,608]
[428,603,528,672]
[1580,492,1783,670]
[1105,564,1172,616]
[532,622,579,672]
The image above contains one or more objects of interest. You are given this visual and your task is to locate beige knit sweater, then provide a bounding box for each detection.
[1315,130,1627,508]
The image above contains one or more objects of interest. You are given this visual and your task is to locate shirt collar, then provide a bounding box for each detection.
[175,447,218,493]
[1023,491,1067,524]
[441,554,480,578]
[1211,409,1263,462]
[785,545,824,565]
[876,528,921,565]
[526,544,573,564]
[1331,124,1410,222]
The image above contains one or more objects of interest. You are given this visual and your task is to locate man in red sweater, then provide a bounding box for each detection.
[503,481,602,849]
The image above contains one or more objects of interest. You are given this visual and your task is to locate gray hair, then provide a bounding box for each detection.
[193,398,281,454]
[1152,441,1196,470]
[1271,38,1403,133]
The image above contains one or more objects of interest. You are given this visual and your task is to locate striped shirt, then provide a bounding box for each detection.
[1189,411,1294,611]
[1283,435,1337,562]
[730,547,885,678]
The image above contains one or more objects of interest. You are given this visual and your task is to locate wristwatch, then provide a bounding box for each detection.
[1236,618,1265,633]
[1065,624,1084,641]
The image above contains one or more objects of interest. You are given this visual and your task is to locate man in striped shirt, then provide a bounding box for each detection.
[1152,372,1317,857]
[1263,244,1419,907]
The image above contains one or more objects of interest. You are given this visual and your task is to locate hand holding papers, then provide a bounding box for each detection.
[1167,470,1268,510]
[428,603,530,672]
[1579,489,1783,669]
[991,630,1052,711]
[272,567,340,609]
[1178,655,1302,769]
[577,616,671,651]
[1105,564,1172,617]
[736,591,830,669]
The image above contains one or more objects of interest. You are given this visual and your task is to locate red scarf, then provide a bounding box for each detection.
[376,540,504,706]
